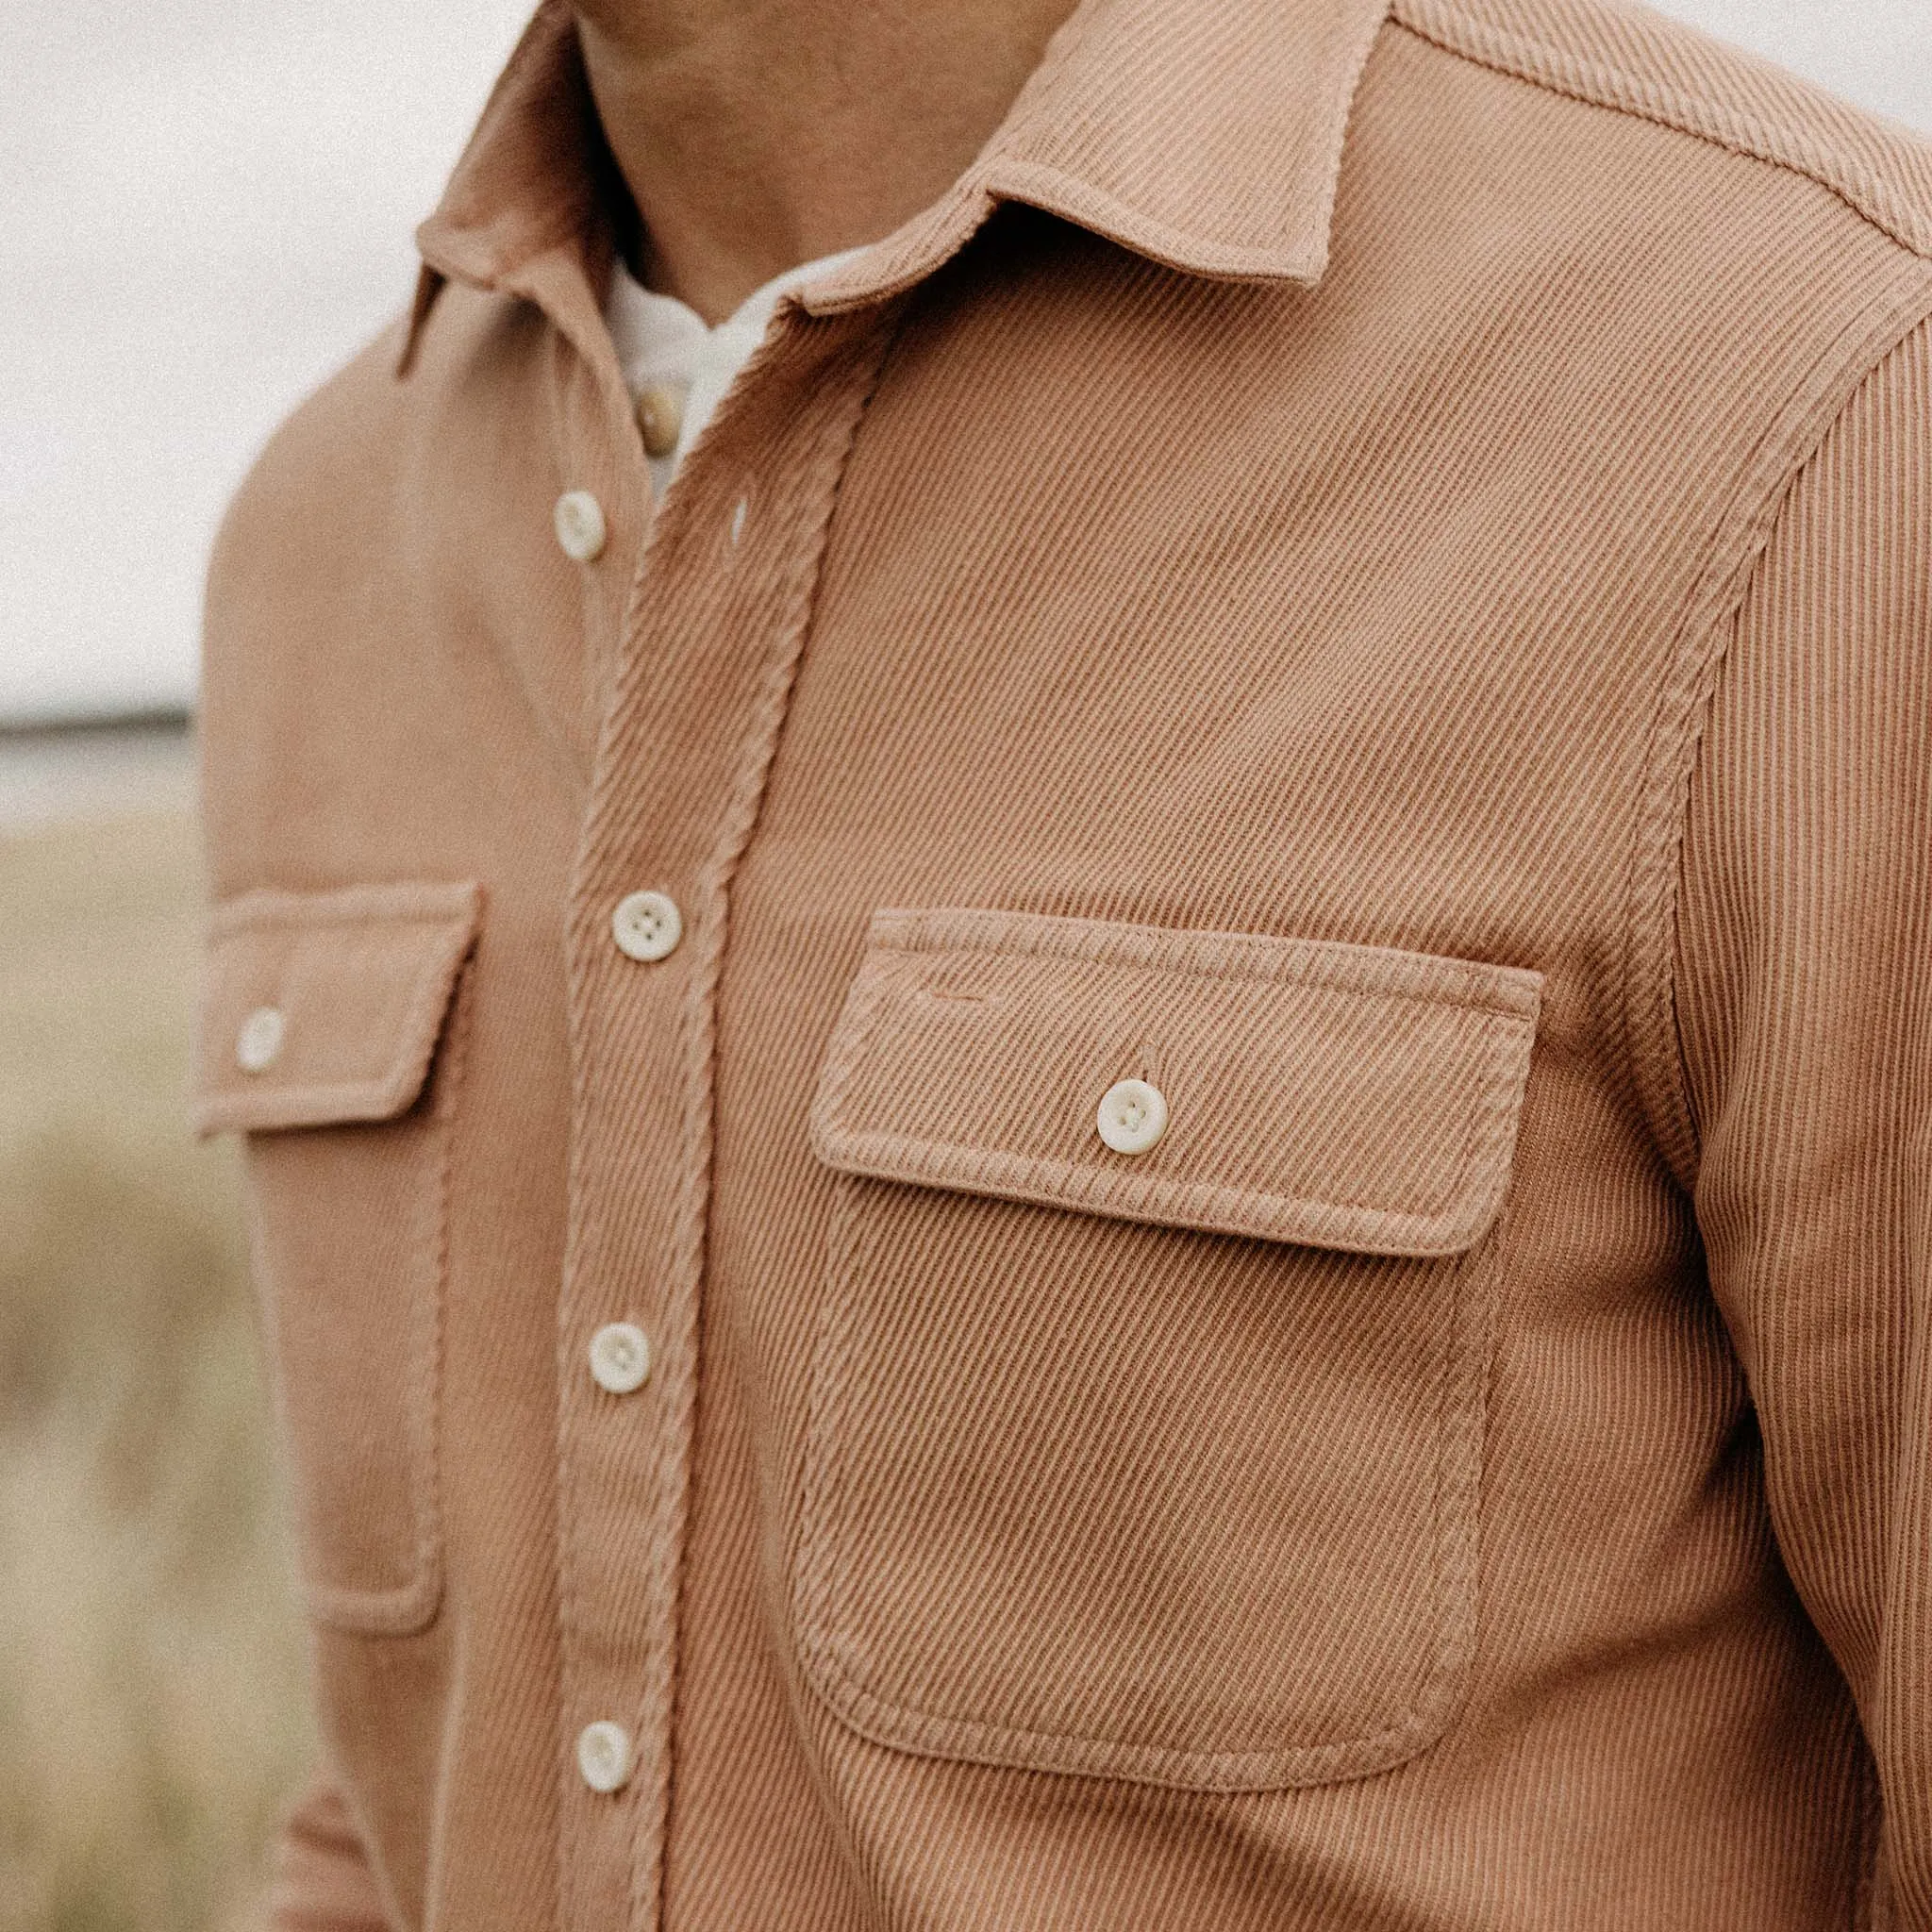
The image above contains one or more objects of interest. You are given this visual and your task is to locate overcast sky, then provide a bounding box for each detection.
[5,0,1931,724]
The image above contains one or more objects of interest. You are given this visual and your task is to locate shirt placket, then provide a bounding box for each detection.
[548,291,900,1932]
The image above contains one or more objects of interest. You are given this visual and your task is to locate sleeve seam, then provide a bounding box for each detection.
[1624,280,1932,1196]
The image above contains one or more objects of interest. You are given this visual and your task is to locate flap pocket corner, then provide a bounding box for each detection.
[194,880,482,1139]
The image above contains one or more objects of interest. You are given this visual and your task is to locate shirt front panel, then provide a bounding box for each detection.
[669,98,1917,1917]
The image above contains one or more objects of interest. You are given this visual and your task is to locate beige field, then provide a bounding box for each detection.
[0,811,312,1932]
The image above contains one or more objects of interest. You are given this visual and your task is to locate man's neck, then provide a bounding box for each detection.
[572,0,1082,324]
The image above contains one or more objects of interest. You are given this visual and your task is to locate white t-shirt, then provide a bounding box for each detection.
[603,246,869,500]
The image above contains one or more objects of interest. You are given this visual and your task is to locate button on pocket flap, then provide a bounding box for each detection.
[810,908,1542,1257]
[193,882,481,1138]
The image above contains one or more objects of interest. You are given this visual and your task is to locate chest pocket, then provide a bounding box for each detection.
[797,908,1541,1791]
[193,882,479,1635]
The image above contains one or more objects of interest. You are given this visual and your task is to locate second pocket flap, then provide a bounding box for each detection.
[193,881,482,1139]
[810,908,1542,1257]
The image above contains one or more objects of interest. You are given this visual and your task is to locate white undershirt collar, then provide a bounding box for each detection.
[603,245,871,499]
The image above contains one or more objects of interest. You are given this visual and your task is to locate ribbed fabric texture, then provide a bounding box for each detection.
[197,0,1932,1926]
[1679,316,1932,1921]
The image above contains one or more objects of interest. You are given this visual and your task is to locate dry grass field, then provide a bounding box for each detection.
[0,810,312,1932]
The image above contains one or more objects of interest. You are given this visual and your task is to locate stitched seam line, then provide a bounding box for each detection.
[794,1002,1531,1784]
[1389,0,1932,259]
[1623,277,1932,1189]
[624,313,908,1932]
[869,911,1542,1017]
[297,948,471,1635]
[814,948,1536,1246]
[812,1095,1492,1737]
[208,883,478,936]
[198,919,475,1133]
[791,1174,1493,1785]
[820,1122,1494,1247]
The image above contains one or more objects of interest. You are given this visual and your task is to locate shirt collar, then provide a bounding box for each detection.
[407,0,1391,365]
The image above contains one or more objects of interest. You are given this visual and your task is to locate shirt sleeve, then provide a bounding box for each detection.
[1676,309,1932,1919]
[261,1773,391,1932]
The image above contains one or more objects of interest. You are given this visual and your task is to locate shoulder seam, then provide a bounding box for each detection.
[1389,0,1932,261]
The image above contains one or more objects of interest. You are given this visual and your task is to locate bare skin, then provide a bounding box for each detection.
[572,0,1082,323]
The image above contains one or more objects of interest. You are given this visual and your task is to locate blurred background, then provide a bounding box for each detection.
[3,2,1929,1927]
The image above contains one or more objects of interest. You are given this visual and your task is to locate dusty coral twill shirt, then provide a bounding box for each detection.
[193,0,1932,1924]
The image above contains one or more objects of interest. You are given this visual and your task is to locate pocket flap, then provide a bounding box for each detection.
[193,882,481,1138]
[810,908,1542,1258]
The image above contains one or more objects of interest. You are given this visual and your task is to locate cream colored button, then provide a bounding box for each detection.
[611,890,682,962]
[589,1322,651,1394]
[635,383,686,460]
[1096,1078,1168,1156]
[235,1006,286,1074]
[575,1720,633,1794]
[553,489,608,562]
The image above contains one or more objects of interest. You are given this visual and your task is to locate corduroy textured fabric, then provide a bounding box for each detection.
[195,0,1932,1924]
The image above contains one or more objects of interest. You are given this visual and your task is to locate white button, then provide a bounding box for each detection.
[553,489,608,562]
[1096,1078,1168,1156]
[235,1006,286,1074]
[729,497,748,546]
[589,1322,651,1394]
[611,890,682,962]
[575,1720,633,1794]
